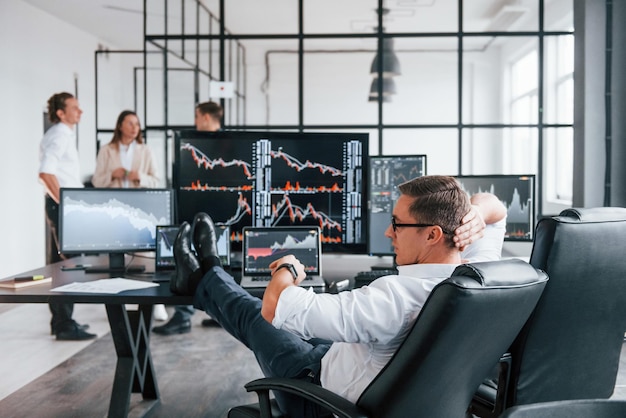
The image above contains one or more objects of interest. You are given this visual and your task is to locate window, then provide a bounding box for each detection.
[545,34,574,203]
[130,0,575,217]
[506,31,574,206]
[507,49,539,175]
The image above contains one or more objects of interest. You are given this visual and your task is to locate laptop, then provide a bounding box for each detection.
[239,226,326,293]
[153,224,231,281]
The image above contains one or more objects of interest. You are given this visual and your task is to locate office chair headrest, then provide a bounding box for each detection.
[559,207,626,223]
[451,258,544,287]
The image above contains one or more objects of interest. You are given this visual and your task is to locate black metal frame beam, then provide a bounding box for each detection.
[92,0,575,218]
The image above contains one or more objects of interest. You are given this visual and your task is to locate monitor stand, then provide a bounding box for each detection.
[85,253,145,274]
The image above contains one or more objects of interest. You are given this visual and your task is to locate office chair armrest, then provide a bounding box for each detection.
[244,377,368,418]
[469,353,512,418]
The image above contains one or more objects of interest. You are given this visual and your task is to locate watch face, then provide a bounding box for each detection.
[287,264,298,280]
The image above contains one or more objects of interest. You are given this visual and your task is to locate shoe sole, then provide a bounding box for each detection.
[152,327,191,336]
[56,334,97,341]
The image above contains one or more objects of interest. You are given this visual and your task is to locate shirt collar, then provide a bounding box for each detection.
[397,263,459,278]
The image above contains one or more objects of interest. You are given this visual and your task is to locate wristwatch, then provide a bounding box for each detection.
[274,263,298,282]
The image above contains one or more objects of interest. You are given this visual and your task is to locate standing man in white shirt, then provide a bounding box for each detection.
[171,175,506,416]
[39,92,96,341]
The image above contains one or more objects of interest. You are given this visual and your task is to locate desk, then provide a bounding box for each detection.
[0,253,382,416]
[0,255,193,418]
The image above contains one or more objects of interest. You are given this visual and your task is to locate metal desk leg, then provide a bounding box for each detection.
[106,304,159,417]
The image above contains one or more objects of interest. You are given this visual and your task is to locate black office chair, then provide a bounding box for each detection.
[470,207,626,417]
[500,399,626,418]
[228,259,548,418]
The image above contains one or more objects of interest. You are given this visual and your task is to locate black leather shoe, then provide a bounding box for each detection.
[55,324,97,341]
[191,212,222,273]
[171,222,202,295]
[201,318,221,327]
[51,322,90,335]
[152,315,191,335]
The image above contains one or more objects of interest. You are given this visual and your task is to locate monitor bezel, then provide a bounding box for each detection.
[155,224,180,270]
[173,129,370,254]
[367,154,428,256]
[454,174,536,242]
[59,187,176,256]
[155,223,232,268]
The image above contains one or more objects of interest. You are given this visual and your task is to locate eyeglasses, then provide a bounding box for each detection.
[391,218,451,235]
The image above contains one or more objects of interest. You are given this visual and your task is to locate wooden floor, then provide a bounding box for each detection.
[0,303,625,418]
[0,304,263,417]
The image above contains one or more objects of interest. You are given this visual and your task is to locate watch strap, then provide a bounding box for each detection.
[274,263,298,282]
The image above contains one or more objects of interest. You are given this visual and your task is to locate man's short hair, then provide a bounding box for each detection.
[398,175,471,247]
[47,92,74,124]
[196,101,223,120]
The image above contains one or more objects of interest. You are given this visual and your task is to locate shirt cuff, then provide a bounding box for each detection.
[39,160,58,175]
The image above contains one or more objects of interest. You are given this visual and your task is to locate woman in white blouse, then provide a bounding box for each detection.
[92,110,159,188]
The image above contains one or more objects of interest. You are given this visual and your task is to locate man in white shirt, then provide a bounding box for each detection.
[39,92,96,341]
[171,175,506,416]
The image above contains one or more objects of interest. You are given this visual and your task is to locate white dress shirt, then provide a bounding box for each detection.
[38,123,83,189]
[272,219,506,403]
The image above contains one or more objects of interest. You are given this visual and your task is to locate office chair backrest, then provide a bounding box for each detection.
[508,207,626,406]
[357,259,548,418]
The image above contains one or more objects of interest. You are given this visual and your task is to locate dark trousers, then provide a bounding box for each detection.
[194,267,331,417]
[173,304,195,320]
[45,196,75,333]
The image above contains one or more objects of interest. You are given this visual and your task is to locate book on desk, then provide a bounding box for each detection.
[0,276,52,289]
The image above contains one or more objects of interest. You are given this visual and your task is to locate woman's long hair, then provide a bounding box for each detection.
[110,110,144,148]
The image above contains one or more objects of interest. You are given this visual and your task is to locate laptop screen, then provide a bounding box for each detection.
[243,226,321,275]
[156,224,231,269]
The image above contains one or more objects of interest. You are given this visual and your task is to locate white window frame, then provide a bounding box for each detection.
[544,34,574,205]
[503,45,539,176]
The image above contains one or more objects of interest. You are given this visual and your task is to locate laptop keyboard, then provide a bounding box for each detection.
[250,276,314,282]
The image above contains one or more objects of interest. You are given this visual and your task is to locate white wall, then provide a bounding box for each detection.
[0,0,111,277]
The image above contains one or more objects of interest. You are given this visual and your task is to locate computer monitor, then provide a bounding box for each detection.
[59,188,175,273]
[155,224,231,269]
[173,130,369,254]
[368,155,427,256]
[455,174,536,241]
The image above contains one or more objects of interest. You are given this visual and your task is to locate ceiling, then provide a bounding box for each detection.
[24,0,145,49]
[22,0,533,51]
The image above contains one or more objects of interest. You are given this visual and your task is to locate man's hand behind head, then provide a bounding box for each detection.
[453,205,486,251]
[454,191,507,251]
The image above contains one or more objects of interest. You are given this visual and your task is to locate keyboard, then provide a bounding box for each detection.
[353,269,398,288]
[250,276,315,282]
